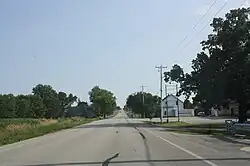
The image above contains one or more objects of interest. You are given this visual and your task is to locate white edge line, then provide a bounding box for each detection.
[143,128,218,166]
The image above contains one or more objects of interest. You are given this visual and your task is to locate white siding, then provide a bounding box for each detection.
[162,95,191,117]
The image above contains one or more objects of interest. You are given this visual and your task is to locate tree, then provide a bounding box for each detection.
[16,95,31,118]
[0,94,16,118]
[58,91,77,110]
[126,92,144,116]
[77,99,88,107]
[29,95,46,118]
[126,92,161,118]
[32,84,61,118]
[58,91,67,106]
[183,99,194,109]
[0,84,79,118]
[89,86,117,117]
[164,7,250,122]
[144,94,161,119]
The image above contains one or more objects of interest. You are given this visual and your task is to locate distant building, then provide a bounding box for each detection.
[162,94,193,117]
[215,100,239,117]
[214,100,250,117]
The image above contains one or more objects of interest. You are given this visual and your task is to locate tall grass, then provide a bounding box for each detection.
[0,118,94,146]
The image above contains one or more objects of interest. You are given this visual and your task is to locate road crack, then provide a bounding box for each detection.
[102,153,119,166]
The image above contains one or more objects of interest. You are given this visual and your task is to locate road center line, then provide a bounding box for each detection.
[143,128,218,166]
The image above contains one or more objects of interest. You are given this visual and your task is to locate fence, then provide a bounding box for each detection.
[225,120,250,137]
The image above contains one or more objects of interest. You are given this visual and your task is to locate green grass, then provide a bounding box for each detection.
[149,121,226,136]
[0,117,95,146]
[166,128,226,136]
[0,118,40,128]
[151,121,189,127]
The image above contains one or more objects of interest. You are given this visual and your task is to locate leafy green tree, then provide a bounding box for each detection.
[32,84,61,118]
[0,85,79,118]
[16,95,31,118]
[89,86,116,117]
[0,94,16,118]
[77,99,88,107]
[29,95,46,118]
[58,91,67,106]
[126,92,160,118]
[144,94,161,119]
[58,91,77,110]
[0,94,9,118]
[126,93,143,116]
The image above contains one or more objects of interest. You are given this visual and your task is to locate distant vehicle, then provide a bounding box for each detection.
[197,112,205,117]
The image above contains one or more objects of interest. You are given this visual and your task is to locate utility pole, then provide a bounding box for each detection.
[176,84,180,122]
[165,84,169,123]
[155,65,167,123]
[140,85,147,118]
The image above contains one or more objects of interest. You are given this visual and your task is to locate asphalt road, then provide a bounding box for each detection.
[0,111,250,166]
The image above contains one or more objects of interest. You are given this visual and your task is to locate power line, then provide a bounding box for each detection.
[168,0,247,62]
[179,0,248,53]
[240,0,249,8]
[168,0,218,56]
[178,1,228,53]
[192,0,218,31]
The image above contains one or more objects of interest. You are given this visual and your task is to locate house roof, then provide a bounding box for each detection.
[162,94,184,103]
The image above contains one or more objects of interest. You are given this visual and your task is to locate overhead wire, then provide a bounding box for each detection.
[179,0,248,54]
[167,0,218,56]
[192,0,218,31]
[178,1,228,54]
[240,0,249,8]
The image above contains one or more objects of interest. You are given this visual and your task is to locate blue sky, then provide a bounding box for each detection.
[0,0,248,106]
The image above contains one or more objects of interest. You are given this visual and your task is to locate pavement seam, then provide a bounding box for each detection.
[143,128,219,166]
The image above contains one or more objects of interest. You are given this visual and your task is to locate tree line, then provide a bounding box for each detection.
[0,84,117,119]
[164,7,250,123]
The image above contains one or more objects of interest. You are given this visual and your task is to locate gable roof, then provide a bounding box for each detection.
[162,94,184,103]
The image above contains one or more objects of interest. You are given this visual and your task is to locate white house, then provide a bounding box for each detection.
[162,94,193,117]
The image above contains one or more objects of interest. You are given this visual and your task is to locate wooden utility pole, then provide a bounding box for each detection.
[140,85,147,118]
[165,84,169,123]
[155,65,167,123]
[176,84,180,122]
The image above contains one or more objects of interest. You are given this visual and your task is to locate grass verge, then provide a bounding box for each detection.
[148,121,226,136]
[151,121,189,127]
[0,117,95,146]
